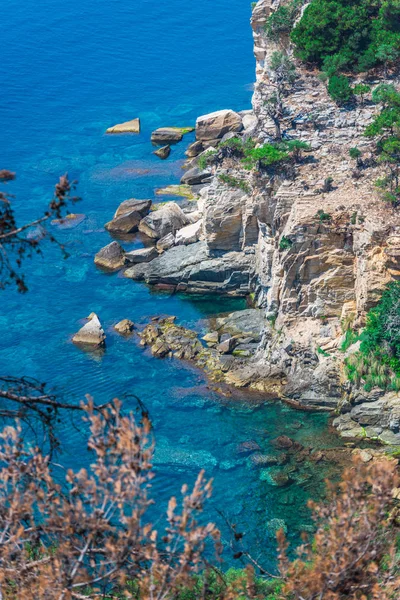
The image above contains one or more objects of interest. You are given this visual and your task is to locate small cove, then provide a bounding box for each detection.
[1,0,346,568]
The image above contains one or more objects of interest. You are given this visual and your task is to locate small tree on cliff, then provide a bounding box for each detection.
[264,51,297,140]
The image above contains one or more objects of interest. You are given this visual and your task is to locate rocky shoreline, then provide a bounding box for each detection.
[90,0,400,447]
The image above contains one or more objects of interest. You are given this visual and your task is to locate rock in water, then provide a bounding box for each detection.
[195,109,243,141]
[72,314,106,348]
[106,118,140,134]
[114,319,135,335]
[151,127,194,145]
[154,145,171,159]
[139,202,190,240]
[94,241,125,271]
[185,140,204,157]
[105,199,152,234]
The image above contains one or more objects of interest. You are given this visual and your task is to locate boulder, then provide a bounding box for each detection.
[185,141,204,157]
[156,233,175,252]
[94,241,125,271]
[151,127,194,145]
[106,118,140,134]
[125,247,158,264]
[196,109,243,142]
[218,337,237,354]
[139,203,190,240]
[180,166,212,186]
[72,314,106,348]
[105,199,152,234]
[202,331,219,345]
[175,220,202,246]
[114,319,135,335]
[154,145,171,159]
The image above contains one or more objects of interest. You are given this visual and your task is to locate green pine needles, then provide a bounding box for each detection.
[345,281,400,391]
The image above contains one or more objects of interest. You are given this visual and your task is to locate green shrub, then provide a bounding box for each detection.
[291,0,400,75]
[328,75,353,104]
[316,209,331,222]
[345,282,400,390]
[279,235,293,251]
[265,0,303,41]
[197,150,217,170]
[219,173,250,193]
[242,143,289,171]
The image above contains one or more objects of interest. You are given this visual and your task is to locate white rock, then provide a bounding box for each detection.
[72,314,106,347]
[175,220,202,246]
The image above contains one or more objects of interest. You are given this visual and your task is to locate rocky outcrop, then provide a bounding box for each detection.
[94,241,125,271]
[196,110,243,141]
[106,118,140,134]
[105,199,152,234]
[125,242,255,296]
[138,203,190,239]
[72,314,106,348]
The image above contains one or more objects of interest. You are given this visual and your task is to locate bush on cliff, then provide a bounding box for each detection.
[291,0,400,75]
[346,281,400,390]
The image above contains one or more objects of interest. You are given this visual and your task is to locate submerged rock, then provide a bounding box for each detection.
[94,241,125,271]
[106,118,140,134]
[138,202,190,240]
[114,319,135,335]
[72,314,106,348]
[266,518,288,536]
[196,109,243,142]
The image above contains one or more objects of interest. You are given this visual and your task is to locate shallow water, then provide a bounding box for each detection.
[1,0,344,569]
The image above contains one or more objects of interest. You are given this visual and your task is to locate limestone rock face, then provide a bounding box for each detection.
[139,203,190,240]
[114,319,135,335]
[72,314,106,348]
[196,110,243,142]
[94,241,125,271]
[105,199,152,234]
[106,118,140,134]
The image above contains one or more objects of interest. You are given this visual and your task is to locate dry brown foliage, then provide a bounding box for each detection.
[0,398,219,599]
[279,457,400,600]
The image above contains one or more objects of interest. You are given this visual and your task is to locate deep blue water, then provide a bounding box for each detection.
[0,0,343,569]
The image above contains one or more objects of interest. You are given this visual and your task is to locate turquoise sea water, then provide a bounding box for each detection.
[1,0,344,569]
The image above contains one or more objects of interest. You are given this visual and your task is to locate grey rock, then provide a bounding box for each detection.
[156,233,175,252]
[105,199,152,234]
[125,247,158,264]
[139,203,190,240]
[180,167,212,186]
[196,109,243,142]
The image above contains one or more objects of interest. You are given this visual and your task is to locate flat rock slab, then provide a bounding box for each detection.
[125,246,158,264]
[151,127,194,145]
[51,213,86,229]
[106,118,140,134]
[212,309,267,340]
[155,185,197,200]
